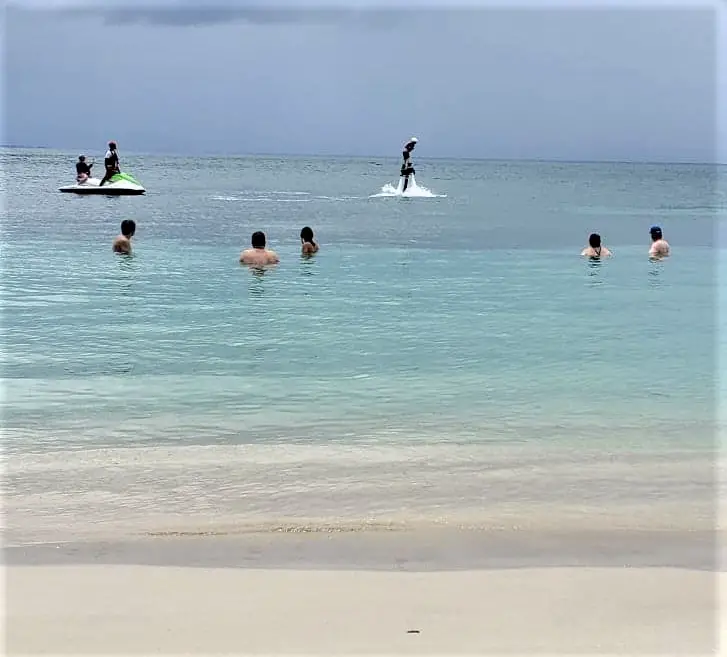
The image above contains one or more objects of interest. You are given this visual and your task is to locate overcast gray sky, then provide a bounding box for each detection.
[4,0,725,162]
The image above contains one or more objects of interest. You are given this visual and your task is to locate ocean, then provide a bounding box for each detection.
[1,148,722,568]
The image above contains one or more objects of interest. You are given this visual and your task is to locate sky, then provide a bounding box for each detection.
[3,0,726,163]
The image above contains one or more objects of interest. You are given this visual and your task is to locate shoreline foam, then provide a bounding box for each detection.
[5,443,717,545]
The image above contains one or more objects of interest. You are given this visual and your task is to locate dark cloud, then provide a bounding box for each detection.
[46,5,407,28]
[105,8,351,27]
[5,6,719,161]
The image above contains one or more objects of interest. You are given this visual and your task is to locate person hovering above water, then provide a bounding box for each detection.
[75,155,93,183]
[581,233,611,259]
[99,141,120,187]
[648,225,670,260]
[112,219,136,255]
[400,137,418,192]
[300,226,319,256]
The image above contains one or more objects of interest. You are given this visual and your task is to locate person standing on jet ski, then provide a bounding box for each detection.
[99,141,120,187]
[400,137,417,192]
[75,155,93,183]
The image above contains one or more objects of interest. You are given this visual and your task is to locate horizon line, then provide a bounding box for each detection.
[0,144,723,167]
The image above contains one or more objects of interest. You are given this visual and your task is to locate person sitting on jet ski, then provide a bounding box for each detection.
[75,155,93,183]
[99,141,120,187]
[400,137,417,192]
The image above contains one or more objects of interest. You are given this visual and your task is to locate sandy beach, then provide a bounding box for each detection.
[5,564,718,655]
[4,443,719,654]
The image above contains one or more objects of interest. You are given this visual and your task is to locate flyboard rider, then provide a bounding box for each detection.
[400,137,417,192]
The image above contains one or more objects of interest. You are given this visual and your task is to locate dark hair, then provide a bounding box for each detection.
[109,141,117,149]
[121,219,136,237]
[251,231,266,248]
[650,226,662,239]
[588,233,601,248]
[300,226,315,244]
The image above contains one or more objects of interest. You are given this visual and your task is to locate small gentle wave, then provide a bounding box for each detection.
[212,192,361,202]
[4,442,717,544]
[211,195,312,203]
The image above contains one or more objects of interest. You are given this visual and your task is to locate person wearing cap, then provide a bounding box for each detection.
[75,155,93,183]
[400,137,418,192]
[99,141,120,187]
[649,225,670,259]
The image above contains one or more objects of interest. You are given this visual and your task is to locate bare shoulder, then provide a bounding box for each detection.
[267,249,280,263]
[112,235,131,254]
[650,240,670,257]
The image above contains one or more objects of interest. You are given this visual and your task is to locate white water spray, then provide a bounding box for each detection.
[370,175,445,198]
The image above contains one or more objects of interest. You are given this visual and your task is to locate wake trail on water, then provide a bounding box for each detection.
[370,175,445,199]
[211,190,362,202]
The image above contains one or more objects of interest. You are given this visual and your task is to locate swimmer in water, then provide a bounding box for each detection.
[112,219,136,255]
[240,231,280,267]
[648,225,670,259]
[300,226,319,256]
[581,233,611,259]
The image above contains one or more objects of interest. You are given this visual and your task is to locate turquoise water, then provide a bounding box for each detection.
[1,148,721,543]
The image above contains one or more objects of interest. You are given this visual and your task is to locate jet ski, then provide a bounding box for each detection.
[59,172,146,195]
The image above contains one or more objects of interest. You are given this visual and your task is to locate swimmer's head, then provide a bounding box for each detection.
[121,219,136,238]
[650,225,662,240]
[300,226,314,243]
[78,155,86,161]
[588,233,601,248]
[251,231,266,249]
[108,141,117,150]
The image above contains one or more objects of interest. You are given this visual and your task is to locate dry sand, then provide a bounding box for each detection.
[4,565,720,655]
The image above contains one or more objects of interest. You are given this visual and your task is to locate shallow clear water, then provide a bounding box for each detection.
[1,148,722,543]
